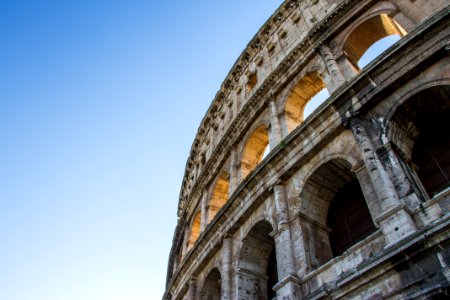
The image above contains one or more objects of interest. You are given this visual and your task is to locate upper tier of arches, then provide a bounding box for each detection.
[165,0,449,296]
[174,0,448,269]
[180,0,422,213]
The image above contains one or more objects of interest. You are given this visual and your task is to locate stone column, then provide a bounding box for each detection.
[181,227,189,259]
[350,117,399,209]
[336,54,359,81]
[222,237,233,300]
[229,147,239,195]
[349,116,416,245]
[319,44,346,92]
[200,191,208,232]
[187,279,197,300]
[267,98,283,146]
[383,143,441,225]
[272,183,302,298]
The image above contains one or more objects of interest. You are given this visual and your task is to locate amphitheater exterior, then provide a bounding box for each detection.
[163,1,450,299]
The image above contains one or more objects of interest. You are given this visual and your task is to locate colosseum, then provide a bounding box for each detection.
[163,0,450,299]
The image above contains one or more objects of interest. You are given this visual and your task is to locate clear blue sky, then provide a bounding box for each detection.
[0,1,283,299]
[0,1,400,299]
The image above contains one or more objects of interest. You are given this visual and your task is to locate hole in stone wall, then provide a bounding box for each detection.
[237,221,277,299]
[389,85,450,199]
[262,143,270,160]
[358,35,401,68]
[241,125,270,179]
[344,14,406,69]
[327,179,376,257]
[266,248,278,299]
[208,171,230,222]
[187,211,201,251]
[300,159,375,266]
[246,72,258,92]
[284,71,328,133]
[267,42,276,55]
[200,268,221,300]
[303,87,330,120]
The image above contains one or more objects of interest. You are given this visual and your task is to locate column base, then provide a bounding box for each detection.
[376,204,417,247]
[273,275,302,299]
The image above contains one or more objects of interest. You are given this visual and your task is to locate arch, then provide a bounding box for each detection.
[208,171,230,223]
[327,179,377,257]
[385,78,450,136]
[299,158,375,266]
[296,152,360,195]
[284,71,328,133]
[343,13,406,68]
[187,211,202,251]
[388,85,450,198]
[241,124,270,178]
[358,35,401,68]
[237,220,278,299]
[200,268,221,300]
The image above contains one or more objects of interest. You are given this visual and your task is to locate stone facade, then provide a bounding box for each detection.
[164,1,450,299]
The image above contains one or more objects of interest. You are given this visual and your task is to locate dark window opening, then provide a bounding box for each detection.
[266,247,278,299]
[200,268,221,300]
[412,128,450,198]
[327,179,376,257]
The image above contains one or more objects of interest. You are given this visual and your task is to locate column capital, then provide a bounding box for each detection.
[264,96,276,105]
[266,94,283,145]
[344,110,364,128]
[274,179,286,188]
[269,180,285,192]
[222,235,233,243]
[317,43,331,56]
[187,278,197,300]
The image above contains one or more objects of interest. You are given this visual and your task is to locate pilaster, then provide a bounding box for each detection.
[200,191,208,232]
[272,183,302,297]
[222,237,233,300]
[229,147,239,195]
[319,44,346,93]
[267,97,283,147]
[348,116,416,245]
[187,279,197,300]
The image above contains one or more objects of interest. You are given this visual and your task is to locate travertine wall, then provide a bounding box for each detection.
[164,0,450,299]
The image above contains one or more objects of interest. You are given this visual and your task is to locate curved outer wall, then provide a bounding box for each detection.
[164,0,450,299]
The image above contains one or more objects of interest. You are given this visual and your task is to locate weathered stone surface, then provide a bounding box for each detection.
[164,1,450,299]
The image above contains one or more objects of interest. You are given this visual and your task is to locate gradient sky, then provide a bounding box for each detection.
[0,1,283,299]
[0,1,400,299]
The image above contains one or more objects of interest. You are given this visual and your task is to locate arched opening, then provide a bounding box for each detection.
[358,35,401,68]
[284,71,328,133]
[262,143,270,160]
[412,130,450,198]
[237,221,278,299]
[266,248,278,299]
[303,87,330,119]
[187,211,201,251]
[200,268,221,300]
[241,125,270,178]
[390,85,450,199]
[300,159,375,267]
[208,171,230,222]
[327,179,377,257]
[344,14,406,69]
